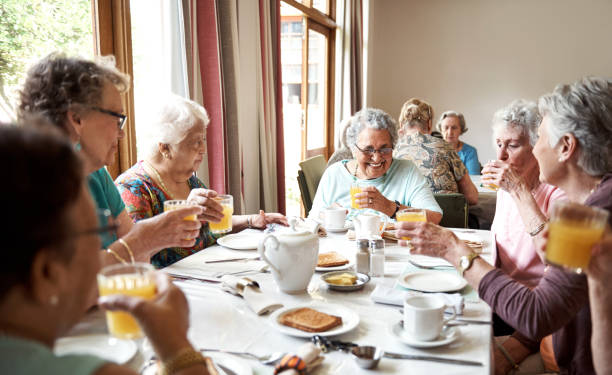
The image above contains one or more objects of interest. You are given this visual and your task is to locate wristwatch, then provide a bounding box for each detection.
[391,200,401,219]
[458,252,480,277]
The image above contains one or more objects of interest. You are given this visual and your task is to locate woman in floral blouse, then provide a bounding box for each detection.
[116,94,287,268]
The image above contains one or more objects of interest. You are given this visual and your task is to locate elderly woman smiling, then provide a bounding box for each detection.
[115,94,287,268]
[437,111,481,175]
[309,107,442,223]
[396,77,612,374]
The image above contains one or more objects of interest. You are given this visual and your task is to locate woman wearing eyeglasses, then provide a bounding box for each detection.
[309,107,442,223]
[394,98,478,205]
[18,53,202,267]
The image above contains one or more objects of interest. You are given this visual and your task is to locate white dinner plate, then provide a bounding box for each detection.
[408,254,454,268]
[390,321,461,348]
[270,303,360,338]
[142,352,252,375]
[397,271,467,293]
[54,334,137,364]
[217,233,264,250]
[315,261,354,272]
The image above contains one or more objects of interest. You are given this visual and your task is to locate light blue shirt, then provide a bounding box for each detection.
[458,143,480,175]
[309,159,441,219]
[0,335,107,375]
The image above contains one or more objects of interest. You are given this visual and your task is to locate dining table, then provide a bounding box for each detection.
[64,226,496,375]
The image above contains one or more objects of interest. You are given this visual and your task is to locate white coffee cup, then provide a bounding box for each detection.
[403,295,456,341]
[324,207,346,229]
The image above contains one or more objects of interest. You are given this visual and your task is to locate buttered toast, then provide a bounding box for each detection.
[279,307,343,332]
[317,251,349,267]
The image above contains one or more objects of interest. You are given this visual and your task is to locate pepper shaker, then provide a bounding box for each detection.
[355,238,370,274]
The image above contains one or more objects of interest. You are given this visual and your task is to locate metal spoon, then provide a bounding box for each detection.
[408,259,455,270]
[200,349,285,366]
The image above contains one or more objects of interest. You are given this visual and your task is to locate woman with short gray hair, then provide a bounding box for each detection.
[310,107,442,223]
[116,94,287,267]
[396,77,612,374]
[437,111,481,175]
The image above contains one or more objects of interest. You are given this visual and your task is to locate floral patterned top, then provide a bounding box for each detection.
[394,133,467,194]
[115,161,221,268]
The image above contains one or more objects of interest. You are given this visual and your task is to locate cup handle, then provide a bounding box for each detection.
[258,234,281,276]
[442,305,457,325]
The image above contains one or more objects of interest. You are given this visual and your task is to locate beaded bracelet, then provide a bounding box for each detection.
[118,238,135,263]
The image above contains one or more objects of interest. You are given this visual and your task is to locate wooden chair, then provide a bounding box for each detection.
[296,155,327,215]
[434,193,468,228]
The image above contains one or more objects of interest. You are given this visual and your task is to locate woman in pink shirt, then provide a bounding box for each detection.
[482,100,566,288]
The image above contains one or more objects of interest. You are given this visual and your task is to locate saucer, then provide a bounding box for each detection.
[390,321,461,348]
[324,222,352,233]
[54,334,137,364]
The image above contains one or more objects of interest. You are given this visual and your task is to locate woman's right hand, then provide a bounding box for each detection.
[481,160,526,193]
[187,188,224,223]
[98,272,193,361]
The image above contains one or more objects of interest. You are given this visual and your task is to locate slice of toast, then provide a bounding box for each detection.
[279,307,343,332]
[317,251,349,267]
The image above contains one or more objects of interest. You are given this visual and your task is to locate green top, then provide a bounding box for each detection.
[88,167,125,248]
[0,335,108,375]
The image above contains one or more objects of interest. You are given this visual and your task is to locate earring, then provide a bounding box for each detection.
[74,142,82,152]
[49,295,59,306]
[163,153,170,159]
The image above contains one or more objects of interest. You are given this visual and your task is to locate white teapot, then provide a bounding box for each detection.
[353,212,387,238]
[258,218,319,294]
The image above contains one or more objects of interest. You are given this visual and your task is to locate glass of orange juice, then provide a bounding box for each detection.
[482,160,500,191]
[209,194,233,234]
[396,208,427,241]
[545,201,609,273]
[164,200,198,222]
[350,183,362,209]
[97,263,156,339]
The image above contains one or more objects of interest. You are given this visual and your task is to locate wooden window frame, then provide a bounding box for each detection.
[91,0,137,179]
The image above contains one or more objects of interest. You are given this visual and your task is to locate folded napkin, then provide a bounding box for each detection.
[275,343,324,375]
[370,283,464,315]
[276,218,327,237]
[220,275,283,315]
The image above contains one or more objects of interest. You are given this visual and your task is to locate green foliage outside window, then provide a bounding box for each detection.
[0,0,93,121]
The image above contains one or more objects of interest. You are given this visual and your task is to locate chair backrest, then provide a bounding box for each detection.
[297,155,327,215]
[434,193,468,228]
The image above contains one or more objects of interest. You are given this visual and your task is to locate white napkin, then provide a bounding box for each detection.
[277,217,327,237]
[370,283,464,315]
[276,343,324,374]
[220,275,283,315]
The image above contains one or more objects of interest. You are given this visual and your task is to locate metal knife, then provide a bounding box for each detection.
[168,273,222,284]
[217,364,238,375]
[383,351,483,366]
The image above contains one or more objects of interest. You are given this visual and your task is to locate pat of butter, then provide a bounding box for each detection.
[325,273,357,286]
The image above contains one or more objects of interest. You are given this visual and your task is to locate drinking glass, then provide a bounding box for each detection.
[545,201,609,273]
[97,263,156,339]
[350,183,362,209]
[396,208,426,240]
[163,200,198,221]
[209,194,233,234]
[482,160,499,191]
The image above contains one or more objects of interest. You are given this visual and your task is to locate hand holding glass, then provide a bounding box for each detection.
[545,201,609,273]
[97,263,156,339]
[350,183,362,209]
[209,194,233,234]
[396,208,426,240]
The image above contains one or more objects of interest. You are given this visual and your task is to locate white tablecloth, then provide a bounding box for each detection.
[162,228,495,375]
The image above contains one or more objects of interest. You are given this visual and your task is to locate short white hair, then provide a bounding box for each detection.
[138,94,210,158]
[491,99,541,146]
[345,108,398,149]
[538,77,612,176]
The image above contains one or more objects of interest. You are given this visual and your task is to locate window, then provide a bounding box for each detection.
[281,0,336,216]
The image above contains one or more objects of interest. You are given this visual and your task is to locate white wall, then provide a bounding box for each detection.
[366,0,612,163]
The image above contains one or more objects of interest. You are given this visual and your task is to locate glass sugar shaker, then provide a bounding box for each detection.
[356,238,370,274]
[369,236,385,277]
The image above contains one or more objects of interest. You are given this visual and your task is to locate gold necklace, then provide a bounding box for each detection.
[144,160,176,199]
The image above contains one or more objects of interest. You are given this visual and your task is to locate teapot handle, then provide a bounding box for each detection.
[258,234,281,276]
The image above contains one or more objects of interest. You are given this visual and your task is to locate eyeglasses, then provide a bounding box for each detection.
[91,106,127,130]
[355,144,393,156]
[72,209,118,239]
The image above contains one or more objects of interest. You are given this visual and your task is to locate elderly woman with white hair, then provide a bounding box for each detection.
[309,107,442,223]
[396,77,612,374]
[116,94,287,268]
[437,111,481,175]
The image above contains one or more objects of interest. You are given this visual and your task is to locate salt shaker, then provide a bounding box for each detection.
[369,237,385,277]
[355,238,370,274]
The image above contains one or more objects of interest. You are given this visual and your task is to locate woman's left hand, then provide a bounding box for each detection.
[396,221,463,260]
[481,160,526,193]
[250,210,289,229]
[355,186,394,216]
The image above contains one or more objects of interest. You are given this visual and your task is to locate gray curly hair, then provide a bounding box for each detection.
[345,108,398,150]
[538,77,612,176]
[492,99,541,146]
[138,94,210,158]
[437,111,467,134]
